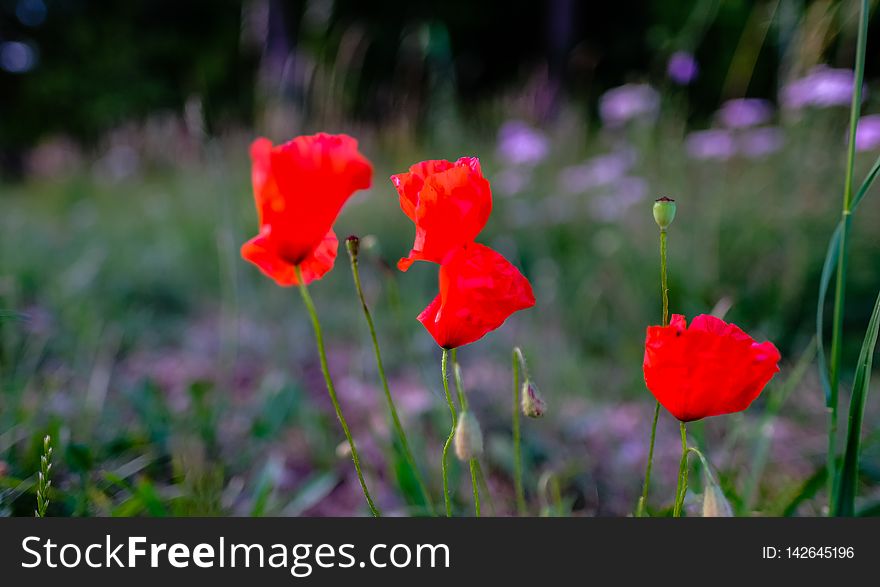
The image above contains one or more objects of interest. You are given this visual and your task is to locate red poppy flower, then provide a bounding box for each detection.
[418,243,535,349]
[241,133,373,286]
[391,157,492,271]
[643,314,781,422]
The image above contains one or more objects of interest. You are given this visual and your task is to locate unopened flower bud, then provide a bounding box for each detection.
[454,411,483,461]
[521,381,546,418]
[652,197,677,230]
[345,235,360,258]
[702,484,733,517]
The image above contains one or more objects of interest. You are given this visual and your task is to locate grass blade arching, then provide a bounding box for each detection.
[833,290,880,516]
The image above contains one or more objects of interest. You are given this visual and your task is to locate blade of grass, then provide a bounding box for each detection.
[824,0,869,510]
[817,153,880,405]
[833,290,880,516]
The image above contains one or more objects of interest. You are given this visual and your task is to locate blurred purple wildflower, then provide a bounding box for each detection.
[667,51,699,85]
[599,84,660,128]
[855,114,880,151]
[558,149,637,194]
[685,129,736,161]
[738,127,784,159]
[589,176,649,221]
[718,98,773,128]
[497,120,549,166]
[782,66,860,110]
[494,167,531,196]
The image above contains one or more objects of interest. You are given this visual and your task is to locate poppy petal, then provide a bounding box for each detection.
[244,133,372,274]
[393,157,492,271]
[418,243,535,349]
[242,228,338,287]
[643,314,780,421]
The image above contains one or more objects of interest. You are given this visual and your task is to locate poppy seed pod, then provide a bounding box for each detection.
[521,381,546,418]
[454,411,483,461]
[652,197,677,230]
[345,235,360,258]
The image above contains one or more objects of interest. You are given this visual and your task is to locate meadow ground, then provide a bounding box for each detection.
[2,99,880,517]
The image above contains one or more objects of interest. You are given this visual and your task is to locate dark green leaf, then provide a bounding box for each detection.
[833,290,880,516]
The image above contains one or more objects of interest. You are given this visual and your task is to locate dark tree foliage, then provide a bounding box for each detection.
[0,0,258,149]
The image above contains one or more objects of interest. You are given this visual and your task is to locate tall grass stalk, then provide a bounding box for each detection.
[825,0,869,510]
[35,434,52,517]
[345,237,434,514]
[294,265,380,517]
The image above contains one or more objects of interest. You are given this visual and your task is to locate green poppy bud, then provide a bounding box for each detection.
[652,197,677,230]
[345,235,360,258]
[454,411,483,461]
[521,381,546,418]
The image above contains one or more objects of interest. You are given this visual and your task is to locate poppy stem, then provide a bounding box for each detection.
[637,228,670,517]
[441,348,457,517]
[512,347,527,515]
[345,239,434,515]
[672,422,689,517]
[295,265,381,517]
[452,350,481,517]
[636,403,661,517]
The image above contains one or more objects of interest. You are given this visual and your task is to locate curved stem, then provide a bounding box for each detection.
[637,228,669,517]
[673,422,689,517]
[452,349,481,517]
[512,348,526,515]
[440,348,457,517]
[347,247,434,514]
[295,266,380,517]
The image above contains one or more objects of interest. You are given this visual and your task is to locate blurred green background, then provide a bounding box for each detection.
[1,0,880,516]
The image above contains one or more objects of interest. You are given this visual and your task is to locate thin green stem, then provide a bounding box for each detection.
[347,245,434,514]
[637,228,670,517]
[295,266,380,517]
[440,348,457,517]
[673,422,689,517]
[452,349,481,517]
[828,0,869,510]
[660,229,669,325]
[469,460,481,516]
[636,403,661,517]
[512,348,526,515]
[475,460,496,515]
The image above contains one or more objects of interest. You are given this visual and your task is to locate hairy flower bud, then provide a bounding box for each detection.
[521,381,546,418]
[454,411,483,461]
[653,197,677,230]
[345,235,360,258]
[702,482,733,517]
